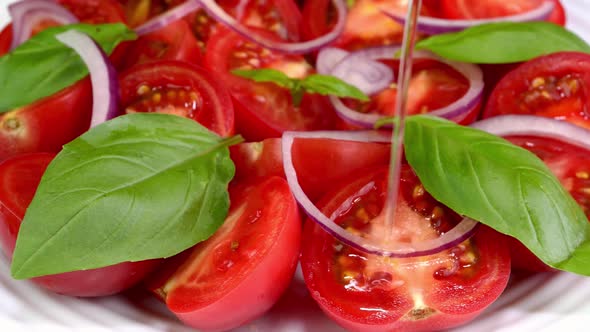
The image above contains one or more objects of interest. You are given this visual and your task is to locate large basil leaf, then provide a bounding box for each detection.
[416,21,590,64]
[0,23,135,112]
[404,115,590,275]
[11,113,236,279]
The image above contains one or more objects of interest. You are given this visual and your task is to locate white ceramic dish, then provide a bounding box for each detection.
[1,1,590,331]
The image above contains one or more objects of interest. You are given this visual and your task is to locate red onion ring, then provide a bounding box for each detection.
[135,0,202,36]
[383,0,554,35]
[327,46,483,128]
[196,0,347,54]
[471,115,590,150]
[281,130,479,257]
[9,0,78,50]
[315,47,350,76]
[55,29,120,128]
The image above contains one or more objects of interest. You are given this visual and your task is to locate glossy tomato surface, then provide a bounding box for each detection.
[0,79,92,160]
[441,0,566,25]
[57,0,126,24]
[148,176,301,331]
[119,60,234,137]
[484,52,590,129]
[301,166,511,331]
[205,27,337,140]
[230,137,391,201]
[0,153,159,297]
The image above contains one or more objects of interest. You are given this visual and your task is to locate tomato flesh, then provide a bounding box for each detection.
[119,60,235,137]
[301,166,511,331]
[148,176,301,331]
[484,52,590,130]
[0,153,159,297]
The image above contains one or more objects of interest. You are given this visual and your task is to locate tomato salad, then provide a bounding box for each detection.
[1,1,590,332]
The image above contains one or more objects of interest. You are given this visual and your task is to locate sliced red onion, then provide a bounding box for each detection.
[328,46,483,128]
[9,0,78,50]
[472,115,590,150]
[135,0,202,36]
[282,130,479,257]
[383,0,554,35]
[196,0,347,54]
[55,29,119,128]
[316,47,350,76]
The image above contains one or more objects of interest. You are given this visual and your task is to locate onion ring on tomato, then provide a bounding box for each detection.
[9,0,78,50]
[383,0,554,35]
[196,0,347,54]
[324,46,483,128]
[56,29,119,128]
[281,130,479,257]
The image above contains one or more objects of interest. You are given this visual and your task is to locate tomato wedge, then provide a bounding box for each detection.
[0,153,159,297]
[147,176,301,331]
[57,0,126,24]
[119,60,235,137]
[205,27,337,140]
[484,52,590,130]
[301,166,511,331]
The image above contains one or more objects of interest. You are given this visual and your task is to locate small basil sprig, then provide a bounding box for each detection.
[0,23,135,112]
[404,115,590,276]
[11,113,239,279]
[416,21,590,64]
[232,68,369,106]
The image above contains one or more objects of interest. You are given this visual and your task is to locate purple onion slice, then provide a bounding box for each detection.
[9,0,78,50]
[326,46,483,128]
[196,0,347,54]
[383,0,554,35]
[55,29,120,128]
[282,130,479,257]
[135,0,202,36]
[472,115,590,151]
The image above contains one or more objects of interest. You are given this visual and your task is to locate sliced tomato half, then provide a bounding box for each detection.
[301,166,511,331]
[147,176,301,331]
[119,60,235,137]
[440,0,566,25]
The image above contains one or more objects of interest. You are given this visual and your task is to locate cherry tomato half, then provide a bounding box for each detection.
[483,52,590,130]
[119,60,235,137]
[57,0,126,24]
[301,166,511,331]
[230,137,391,201]
[0,153,159,297]
[0,79,92,161]
[147,176,301,331]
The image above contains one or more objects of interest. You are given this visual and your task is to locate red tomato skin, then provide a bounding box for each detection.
[230,137,392,201]
[0,25,11,55]
[0,79,92,161]
[149,176,301,331]
[0,153,159,297]
[57,0,127,24]
[119,60,235,137]
[117,19,203,70]
[483,52,590,129]
[301,167,511,332]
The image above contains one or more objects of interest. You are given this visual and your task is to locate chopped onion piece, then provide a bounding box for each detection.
[55,29,119,128]
[472,115,590,151]
[383,0,554,35]
[316,47,350,76]
[282,130,479,257]
[327,46,483,128]
[9,0,78,50]
[196,0,347,54]
[135,0,202,36]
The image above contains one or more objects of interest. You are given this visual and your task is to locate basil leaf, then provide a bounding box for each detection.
[232,68,295,89]
[302,74,369,101]
[0,23,135,113]
[404,115,590,275]
[416,22,590,64]
[11,113,237,279]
